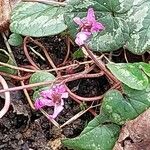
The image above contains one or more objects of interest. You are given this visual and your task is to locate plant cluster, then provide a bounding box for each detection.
[0,0,150,150]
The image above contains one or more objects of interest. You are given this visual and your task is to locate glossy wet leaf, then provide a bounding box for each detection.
[102,84,150,125]
[10,2,67,37]
[107,63,149,90]
[63,113,120,150]
[29,72,55,91]
[0,49,17,74]
[65,0,150,54]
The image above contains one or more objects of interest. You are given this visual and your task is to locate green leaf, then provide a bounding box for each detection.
[10,2,67,37]
[126,0,150,54]
[0,49,17,75]
[63,113,120,150]
[65,0,150,54]
[107,63,149,90]
[102,84,150,125]
[139,62,150,78]
[29,71,55,91]
[8,33,23,46]
[32,87,49,101]
[73,49,84,59]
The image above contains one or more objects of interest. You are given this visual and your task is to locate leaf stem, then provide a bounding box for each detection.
[0,75,10,118]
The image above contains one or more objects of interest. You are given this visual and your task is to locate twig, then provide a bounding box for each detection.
[0,56,104,73]
[0,75,10,118]
[21,80,35,109]
[124,49,129,63]
[83,45,118,83]
[29,46,46,61]
[3,34,35,109]
[63,71,104,83]
[0,78,57,93]
[40,108,60,128]
[1,33,15,60]
[0,71,104,93]
[60,107,93,128]
[0,62,37,73]
[60,103,101,128]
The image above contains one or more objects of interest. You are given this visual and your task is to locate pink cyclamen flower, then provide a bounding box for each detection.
[73,8,105,46]
[34,84,68,119]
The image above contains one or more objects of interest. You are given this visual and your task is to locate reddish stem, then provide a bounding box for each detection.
[83,45,118,83]
[0,72,31,81]
[65,84,103,102]
[68,93,97,116]
[23,36,40,69]
[0,75,10,118]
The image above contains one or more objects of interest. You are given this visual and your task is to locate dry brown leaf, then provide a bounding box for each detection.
[0,0,21,32]
[113,108,150,150]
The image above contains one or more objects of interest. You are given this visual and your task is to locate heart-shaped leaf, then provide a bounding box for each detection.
[107,63,149,90]
[63,113,120,150]
[10,2,67,37]
[29,71,55,91]
[102,84,150,125]
[65,0,150,54]
[8,33,23,46]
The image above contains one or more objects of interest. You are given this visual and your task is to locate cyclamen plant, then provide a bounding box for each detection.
[6,1,150,150]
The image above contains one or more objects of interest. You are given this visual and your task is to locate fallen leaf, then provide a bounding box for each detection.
[0,0,20,32]
[113,108,150,150]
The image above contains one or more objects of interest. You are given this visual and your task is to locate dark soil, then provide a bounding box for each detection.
[0,34,149,150]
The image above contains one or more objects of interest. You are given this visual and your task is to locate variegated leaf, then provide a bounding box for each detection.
[65,0,150,54]
[10,2,67,37]
[126,0,150,54]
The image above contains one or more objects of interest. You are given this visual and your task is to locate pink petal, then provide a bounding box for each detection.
[41,89,53,99]
[73,17,83,26]
[34,98,54,109]
[60,98,64,106]
[87,8,96,23]
[61,92,68,99]
[75,32,91,46]
[51,104,64,118]
[91,22,105,32]
[57,84,66,93]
